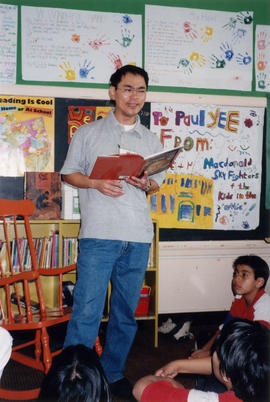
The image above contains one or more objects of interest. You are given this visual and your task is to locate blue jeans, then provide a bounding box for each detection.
[64,238,150,383]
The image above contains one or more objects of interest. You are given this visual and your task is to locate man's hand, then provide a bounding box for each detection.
[125,172,150,191]
[93,179,125,197]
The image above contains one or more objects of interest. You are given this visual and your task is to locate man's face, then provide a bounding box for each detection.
[109,72,147,124]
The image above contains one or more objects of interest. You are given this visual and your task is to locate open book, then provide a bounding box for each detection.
[89,145,182,180]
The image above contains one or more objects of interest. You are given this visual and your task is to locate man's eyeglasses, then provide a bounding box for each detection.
[116,86,147,96]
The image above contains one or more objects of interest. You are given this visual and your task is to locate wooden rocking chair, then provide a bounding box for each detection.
[0,199,78,400]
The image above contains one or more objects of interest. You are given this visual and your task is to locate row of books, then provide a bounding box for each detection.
[24,172,80,220]
[0,234,78,273]
[62,237,78,267]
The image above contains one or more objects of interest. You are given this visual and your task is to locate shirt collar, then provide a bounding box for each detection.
[109,109,143,138]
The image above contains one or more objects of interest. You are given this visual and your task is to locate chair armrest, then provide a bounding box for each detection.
[38,264,77,276]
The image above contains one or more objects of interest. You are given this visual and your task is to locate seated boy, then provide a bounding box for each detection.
[191,255,270,362]
[133,319,270,402]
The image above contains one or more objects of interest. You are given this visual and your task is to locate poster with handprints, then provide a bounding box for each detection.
[0,4,17,84]
[145,5,253,90]
[21,6,141,84]
[255,25,270,92]
[0,96,54,176]
[149,103,264,231]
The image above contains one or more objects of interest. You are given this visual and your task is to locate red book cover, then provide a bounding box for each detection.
[24,172,61,219]
[89,146,182,180]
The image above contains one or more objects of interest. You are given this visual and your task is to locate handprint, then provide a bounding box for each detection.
[88,35,109,50]
[183,21,198,40]
[177,58,193,75]
[220,42,234,61]
[200,26,213,43]
[223,17,237,31]
[108,53,123,70]
[115,28,135,48]
[236,11,253,25]
[79,60,95,79]
[256,53,268,71]
[189,52,206,67]
[236,52,252,66]
[59,61,75,81]
[257,72,268,90]
[210,55,226,69]
[232,28,247,44]
[256,31,268,50]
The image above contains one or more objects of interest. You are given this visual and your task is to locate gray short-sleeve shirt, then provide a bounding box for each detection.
[60,110,165,243]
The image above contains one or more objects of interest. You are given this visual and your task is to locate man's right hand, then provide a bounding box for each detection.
[93,179,125,197]
[62,173,125,197]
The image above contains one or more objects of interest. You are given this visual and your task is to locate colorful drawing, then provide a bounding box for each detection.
[149,103,264,231]
[67,106,112,143]
[0,96,54,176]
[68,106,96,143]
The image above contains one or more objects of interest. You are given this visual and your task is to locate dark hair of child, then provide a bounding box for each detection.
[38,345,111,402]
[215,319,270,402]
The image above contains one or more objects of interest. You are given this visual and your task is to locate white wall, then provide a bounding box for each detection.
[158,240,270,313]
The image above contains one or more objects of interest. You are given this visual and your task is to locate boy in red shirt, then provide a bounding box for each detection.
[191,255,270,362]
[133,319,270,402]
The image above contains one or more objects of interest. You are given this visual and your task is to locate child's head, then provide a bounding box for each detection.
[212,319,270,402]
[38,345,111,402]
[232,255,269,289]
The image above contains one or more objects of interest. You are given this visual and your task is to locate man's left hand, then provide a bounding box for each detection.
[125,172,151,192]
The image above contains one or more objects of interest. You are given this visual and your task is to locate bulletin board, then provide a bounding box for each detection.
[1,0,270,98]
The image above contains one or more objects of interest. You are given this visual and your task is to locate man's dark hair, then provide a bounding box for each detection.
[233,255,269,288]
[39,345,111,402]
[215,319,270,402]
[109,65,149,88]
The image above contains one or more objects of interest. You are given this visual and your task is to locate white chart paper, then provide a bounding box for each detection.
[21,6,142,83]
[255,25,270,92]
[0,4,17,84]
[145,5,253,90]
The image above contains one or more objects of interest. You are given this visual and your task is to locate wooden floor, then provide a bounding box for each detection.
[0,312,226,402]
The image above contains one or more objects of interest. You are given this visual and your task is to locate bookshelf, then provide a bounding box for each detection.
[0,218,159,347]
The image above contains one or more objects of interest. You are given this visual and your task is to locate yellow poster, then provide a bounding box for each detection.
[0,95,54,176]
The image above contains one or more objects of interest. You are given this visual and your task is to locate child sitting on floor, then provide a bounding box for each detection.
[133,319,270,402]
[189,254,270,393]
[191,254,270,361]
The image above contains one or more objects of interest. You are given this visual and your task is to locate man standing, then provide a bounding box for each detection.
[61,65,165,399]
